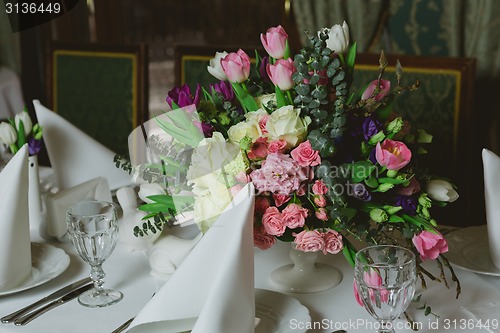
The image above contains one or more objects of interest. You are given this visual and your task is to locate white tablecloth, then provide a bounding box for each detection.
[0,67,24,119]
[1,224,500,333]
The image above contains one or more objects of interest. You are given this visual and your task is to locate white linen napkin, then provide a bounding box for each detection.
[0,145,32,291]
[44,177,112,241]
[128,183,255,333]
[32,99,132,190]
[482,148,500,269]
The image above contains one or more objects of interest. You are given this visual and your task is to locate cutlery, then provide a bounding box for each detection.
[111,317,135,333]
[1,277,92,323]
[13,283,93,326]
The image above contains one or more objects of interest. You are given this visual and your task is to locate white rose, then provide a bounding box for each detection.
[193,179,233,232]
[207,51,228,81]
[321,21,349,54]
[187,132,240,182]
[15,111,33,136]
[0,122,17,145]
[254,93,276,109]
[266,105,311,147]
[426,179,459,203]
[228,119,262,143]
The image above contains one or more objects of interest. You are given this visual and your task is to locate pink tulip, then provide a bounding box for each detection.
[361,79,391,101]
[375,139,412,170]
[412,230,448,261]
[220,49,251,83]
[267,58,296,91]
[260,25,288,59]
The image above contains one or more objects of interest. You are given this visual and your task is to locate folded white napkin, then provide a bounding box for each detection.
[0,145,32,291]
[44,177,112,241]
[482,148,500,269]
[32,100,132,190]
[128,183,255,333]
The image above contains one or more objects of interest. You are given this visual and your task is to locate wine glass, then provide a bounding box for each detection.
[66,200,123,308]
[354,245,416,333]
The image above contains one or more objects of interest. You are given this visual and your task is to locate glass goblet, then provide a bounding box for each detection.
[354,245,416,333]
[66,200,123,308]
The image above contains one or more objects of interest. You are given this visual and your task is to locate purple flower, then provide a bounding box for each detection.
[362,116,382,141]
[28,138,42,155]
[348,183,371,201]
[395,195,417,215]
[368,148,377,164]
[200,122,214,137]
[260,56,270,82]
[166,84,201,108]
[211,80,234,101]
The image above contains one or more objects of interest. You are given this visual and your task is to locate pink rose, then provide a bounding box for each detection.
[314,194,327,207]
[353,270,389,306]
[255,196,271,214]
[253,225,276,250]
[291,140,321,167]
[259,114,269,134]
[322,230,343,254]
[412,230,448,261]
[247,137,268,160]
[375,139,412,170]
[312,180,328,195]
[353,280,364,307]
[315,208,328,221]
[282,203,308,229]
[296,184,307,196]
[221,49,251,83]
[234,171,250,184]
[293,230,325,252]
[262,206,286,236]
[260,25,288,59]
[273,193,291,207]
[361,79,391,101]
[396,177,421,196]
[267,140,287,153]
[267,58,296,91]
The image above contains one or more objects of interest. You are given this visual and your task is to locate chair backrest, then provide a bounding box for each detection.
[45,42,149,156]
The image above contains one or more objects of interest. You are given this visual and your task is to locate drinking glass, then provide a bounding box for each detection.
[354,245,416,333]
[66,200,123,307]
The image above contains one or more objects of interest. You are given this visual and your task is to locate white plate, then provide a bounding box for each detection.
[255,289,311,333]
[445,225,500,276]
[0,243,70,296]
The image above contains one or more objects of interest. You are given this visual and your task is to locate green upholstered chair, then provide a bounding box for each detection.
[45,42,149,156]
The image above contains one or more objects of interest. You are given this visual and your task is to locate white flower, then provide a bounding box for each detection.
[207,51,228,81]
[265,105,311,147]
[255,93,276,109]
[15,111,33,136]
[426,179,459,203]
[193,176,233,233]
[321,21,349,54]
[138,183,165,204]
[0,122,17,145]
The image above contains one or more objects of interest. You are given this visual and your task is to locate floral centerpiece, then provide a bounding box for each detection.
[0,107,43,156]
[127,21,460,315]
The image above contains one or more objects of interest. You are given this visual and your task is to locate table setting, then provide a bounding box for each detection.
[2,20,500,333]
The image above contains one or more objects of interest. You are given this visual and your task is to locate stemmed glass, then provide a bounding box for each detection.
[354,245,416,333]
[66,200,123,308]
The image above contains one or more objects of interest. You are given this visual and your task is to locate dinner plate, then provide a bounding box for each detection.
[0,243,70,296]
[255,289,311,333]
[445,225,500,276]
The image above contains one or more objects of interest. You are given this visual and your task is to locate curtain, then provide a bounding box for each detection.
[0,10,21,73]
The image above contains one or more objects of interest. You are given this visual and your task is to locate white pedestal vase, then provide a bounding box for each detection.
[28,155,42,231]
[270,244,342,293]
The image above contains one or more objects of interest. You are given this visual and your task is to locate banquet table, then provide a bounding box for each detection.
[1,221,500,333]
[0,67,24,119]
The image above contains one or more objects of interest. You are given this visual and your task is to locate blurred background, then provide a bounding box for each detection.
[1,0,499,226]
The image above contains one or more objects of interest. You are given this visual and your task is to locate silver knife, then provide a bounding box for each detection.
[14,283,93,326]
[1,277,92,323]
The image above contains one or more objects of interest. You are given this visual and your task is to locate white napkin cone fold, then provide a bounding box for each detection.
[32,99,132,190]
[0,145,32,291]
[128,183,255,333]
[482,148,500,269]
